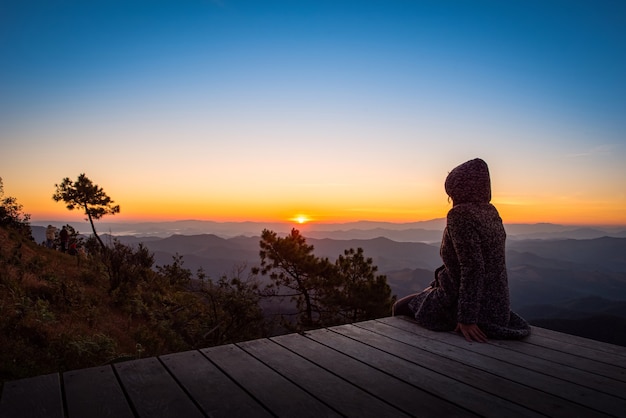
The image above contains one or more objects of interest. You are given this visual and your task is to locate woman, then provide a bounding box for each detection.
[393,158,530,342]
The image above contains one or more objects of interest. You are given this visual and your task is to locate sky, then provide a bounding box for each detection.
[1,0,625,226]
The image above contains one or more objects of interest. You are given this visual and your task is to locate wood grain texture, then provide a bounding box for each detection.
[64,365,134,418]
[161,349,272,418]
[238,337,411,417]
[114,357,204,418]
[375,317,626,417]
[0,373,63,418]
[2,317,625,418]
[201,343,341,417]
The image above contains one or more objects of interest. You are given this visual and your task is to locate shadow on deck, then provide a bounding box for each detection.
[1,316,625,417]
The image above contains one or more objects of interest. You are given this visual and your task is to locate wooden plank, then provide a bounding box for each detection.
[377,318,626,387]
[302,327,542,418]
[373,319,626,397]
[64,365,134,418]
[201,343,341,417]
[487,338,626,395]
[372,317,626,417]
[114,356,203,418]
[5,317,625,418]
[330,323,583,418]
[160,350,272,418]
[524,330,626,369]
[272,332,473,417]
[0,373,64,418]
[531,326,626,358]
[238,337,410,417]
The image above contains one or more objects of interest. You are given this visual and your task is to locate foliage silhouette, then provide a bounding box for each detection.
[254,228,334,329]
[0,177,32,239]
[52,174,120,250]
[331,247,396,323]
[254,228,395,331]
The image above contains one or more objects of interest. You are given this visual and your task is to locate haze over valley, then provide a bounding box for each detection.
[33,219,626,241]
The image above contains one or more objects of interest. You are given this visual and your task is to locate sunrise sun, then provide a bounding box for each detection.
[292,215,310,224]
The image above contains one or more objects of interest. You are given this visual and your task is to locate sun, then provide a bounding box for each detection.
[292,215,310,224]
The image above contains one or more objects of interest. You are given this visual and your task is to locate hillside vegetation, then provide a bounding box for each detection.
[0,225,267,384]
[1,226,135,380]
[1,223,397,386]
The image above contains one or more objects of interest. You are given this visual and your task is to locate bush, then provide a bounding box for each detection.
[0,178,32,240]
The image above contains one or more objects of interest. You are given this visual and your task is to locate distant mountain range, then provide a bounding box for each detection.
[31,219,626,241]
[30,221,626,345]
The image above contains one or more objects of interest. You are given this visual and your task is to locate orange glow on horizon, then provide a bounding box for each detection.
[14,188,626,227]
[495,200,626,226]
[27,206,626,227]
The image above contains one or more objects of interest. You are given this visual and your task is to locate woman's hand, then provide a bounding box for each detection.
[455,323,488,342]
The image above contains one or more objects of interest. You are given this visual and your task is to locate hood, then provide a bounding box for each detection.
[444,158,491,205]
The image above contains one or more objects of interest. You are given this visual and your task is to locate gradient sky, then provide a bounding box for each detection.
[1,0,625,225]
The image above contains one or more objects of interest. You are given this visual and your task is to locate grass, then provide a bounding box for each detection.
[0,228,153,384]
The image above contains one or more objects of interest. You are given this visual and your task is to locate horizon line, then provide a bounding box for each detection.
[28,218,626,228]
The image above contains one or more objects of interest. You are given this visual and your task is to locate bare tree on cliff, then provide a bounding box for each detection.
[52,174,120,250]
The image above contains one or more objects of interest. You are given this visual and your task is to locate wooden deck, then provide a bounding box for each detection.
[1,316,625,417]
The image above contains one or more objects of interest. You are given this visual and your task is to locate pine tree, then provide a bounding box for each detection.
[52,174,120,249]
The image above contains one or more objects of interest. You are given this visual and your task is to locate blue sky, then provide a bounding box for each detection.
[1,0,625,224]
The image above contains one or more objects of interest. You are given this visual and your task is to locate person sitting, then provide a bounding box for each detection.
[393,158,530,342]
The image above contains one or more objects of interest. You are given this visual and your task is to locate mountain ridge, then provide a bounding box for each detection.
[30,220,626,241]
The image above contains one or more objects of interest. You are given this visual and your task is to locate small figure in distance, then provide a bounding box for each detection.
[45,224,56,249]
[68,239,78,256]
[59,225,69,253]
[393,158,530,342]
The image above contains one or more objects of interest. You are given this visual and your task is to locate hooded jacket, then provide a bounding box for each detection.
[409,158,530,339]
